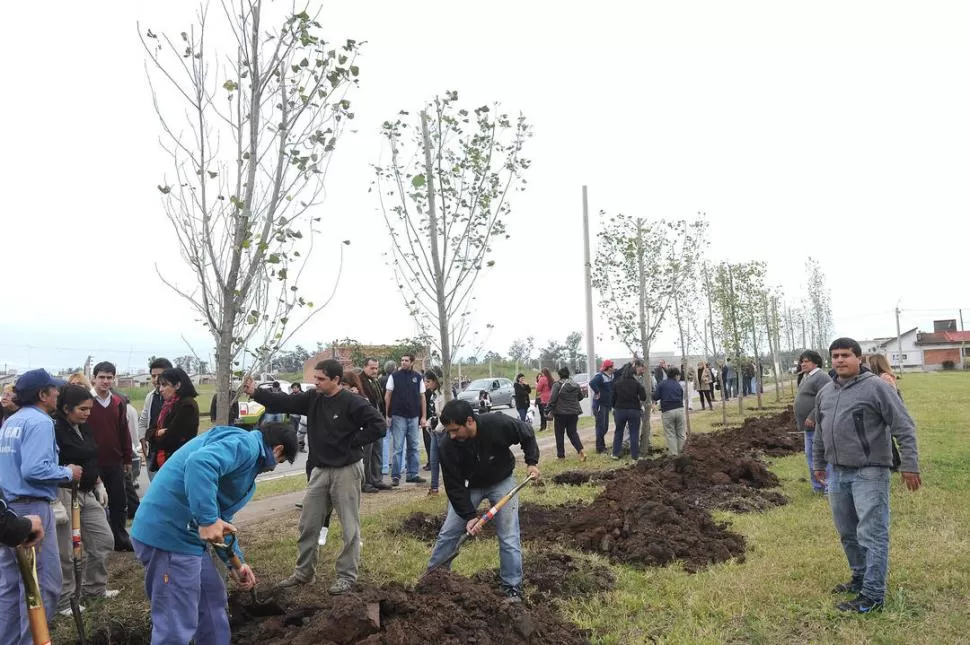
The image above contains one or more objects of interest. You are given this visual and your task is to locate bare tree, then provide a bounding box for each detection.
[593,214,706,442]
[374,92,530,401]
[805,257,833,355]
[140,2,360,422]
[508,336,535,373]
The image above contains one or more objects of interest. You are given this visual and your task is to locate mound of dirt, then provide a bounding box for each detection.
[398,408,799,574]
[473,549,616,600]
[232,570,591,645]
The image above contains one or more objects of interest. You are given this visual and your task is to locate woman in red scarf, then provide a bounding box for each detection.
[147,368,200,474]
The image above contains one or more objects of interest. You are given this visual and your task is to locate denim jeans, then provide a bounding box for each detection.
[516,407,529,422]
[0,501,59,645]
[828,466,891,602]
[390,416,421,480]
[804,431,830,493]
[594,405,612,453]
[382,433,390,475]
[262,413,285,424]
[427,474,522,592]
[428,431,442,491]
[612,408,642,458]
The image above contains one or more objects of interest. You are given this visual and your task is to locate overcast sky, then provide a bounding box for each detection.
[2,0,969,373]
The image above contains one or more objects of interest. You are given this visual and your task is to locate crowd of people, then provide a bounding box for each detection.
[0,336,924,641]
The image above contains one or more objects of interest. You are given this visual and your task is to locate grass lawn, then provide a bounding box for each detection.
[56,373,969,644]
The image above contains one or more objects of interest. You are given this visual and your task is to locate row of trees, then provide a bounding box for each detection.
[592,210,834,426]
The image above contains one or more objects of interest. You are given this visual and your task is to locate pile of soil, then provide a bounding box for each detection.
[231,570,591,645]
[396,408,800,573]
[473,549,616,600]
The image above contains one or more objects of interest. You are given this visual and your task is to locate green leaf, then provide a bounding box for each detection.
[411,174,426,188]
[223,80,238,92]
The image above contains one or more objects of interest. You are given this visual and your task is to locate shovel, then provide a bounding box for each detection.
[16,546,52,645]
[420,473,536,581]
[214,532,285,617]
[70,483,86,644]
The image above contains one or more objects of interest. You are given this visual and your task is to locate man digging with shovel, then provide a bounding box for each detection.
[130,423,298,644]
[425,400,540,603]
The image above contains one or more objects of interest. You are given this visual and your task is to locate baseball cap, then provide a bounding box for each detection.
[14,369,66,394]
[601,360,614,370]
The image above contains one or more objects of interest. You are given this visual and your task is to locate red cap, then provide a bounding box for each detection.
[601,360,614,370]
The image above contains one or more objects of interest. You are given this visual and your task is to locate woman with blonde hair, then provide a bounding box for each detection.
[866,354,898,389]
[66,371,92,390]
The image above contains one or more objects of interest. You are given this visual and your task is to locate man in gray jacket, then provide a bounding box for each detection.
[794,350,829,493]
[812,337,920,614]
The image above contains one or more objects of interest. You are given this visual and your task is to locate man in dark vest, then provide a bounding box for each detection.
[383,354,427,487]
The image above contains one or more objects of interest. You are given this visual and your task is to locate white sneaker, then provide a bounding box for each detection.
[318,526,328,546]
[102,589,120,599]
[59,605,85,617]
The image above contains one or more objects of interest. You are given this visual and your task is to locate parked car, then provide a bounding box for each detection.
[572,372,590,398]
[457,377,515,409]
[237,380,292,428]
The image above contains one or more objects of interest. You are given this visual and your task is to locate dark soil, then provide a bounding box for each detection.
[230,570,591,645]
[473,549,616,601]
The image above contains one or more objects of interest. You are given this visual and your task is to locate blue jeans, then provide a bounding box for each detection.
[0,501,59,645]
[828,466,891,602]
[262,413,284,425]
[516,407,529,422]
[382,433,390,475]
[428,431,442,491]
[595,405,612,453]
[390,416,421,480]
[133,538,230,645]
[804,431,830,492]
[427,474,522,592]
[612,408,642,459]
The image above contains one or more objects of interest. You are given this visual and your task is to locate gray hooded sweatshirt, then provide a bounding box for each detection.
[812,371,919,473]
[549,379,584,416]
[794,368,829,430]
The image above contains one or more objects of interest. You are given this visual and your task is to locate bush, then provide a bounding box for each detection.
[942,360,956,371]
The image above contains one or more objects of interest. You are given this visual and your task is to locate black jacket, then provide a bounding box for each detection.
[150,397,200,454]
[360,374,386,416]
[0,494,31,547]
[612,374,647,410]
[54,416,101,492]
[253,388,386,468]
[513,382,532,409]
[438,413,540,521]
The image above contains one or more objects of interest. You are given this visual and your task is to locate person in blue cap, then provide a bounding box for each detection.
[130,422,297,644]
[0,369,84,645]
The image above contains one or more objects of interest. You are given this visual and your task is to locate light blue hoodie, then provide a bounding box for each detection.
[131,426,278,563]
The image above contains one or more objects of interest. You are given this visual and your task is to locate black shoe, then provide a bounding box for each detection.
[503,587,523,604]
[406,475,427,484]
[836,594,883,613]
[362,484,380,494]
[422,464,432,471]
[392,478,400,487]
[831,578,864,594]
[373,482,392,490]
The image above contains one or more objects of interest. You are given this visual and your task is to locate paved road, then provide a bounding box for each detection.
[134,398,593,496]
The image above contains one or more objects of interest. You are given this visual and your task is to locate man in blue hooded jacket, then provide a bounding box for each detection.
[130,422,297,644]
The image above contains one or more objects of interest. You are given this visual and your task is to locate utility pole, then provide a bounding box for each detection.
[895,303,905,374]
[582,185,596,375]
[960,308,966,370]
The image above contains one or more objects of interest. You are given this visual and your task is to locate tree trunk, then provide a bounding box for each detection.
[751,316,763,409]
[420,111,453,403]
[727,265,743,416]
[673,292,691,435]
[636,220,652,450]
[765,295,781,402]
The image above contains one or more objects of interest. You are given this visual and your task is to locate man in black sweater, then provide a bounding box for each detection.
[426,400,540,603]
[0,493,42,548]
[245,359,386,595]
